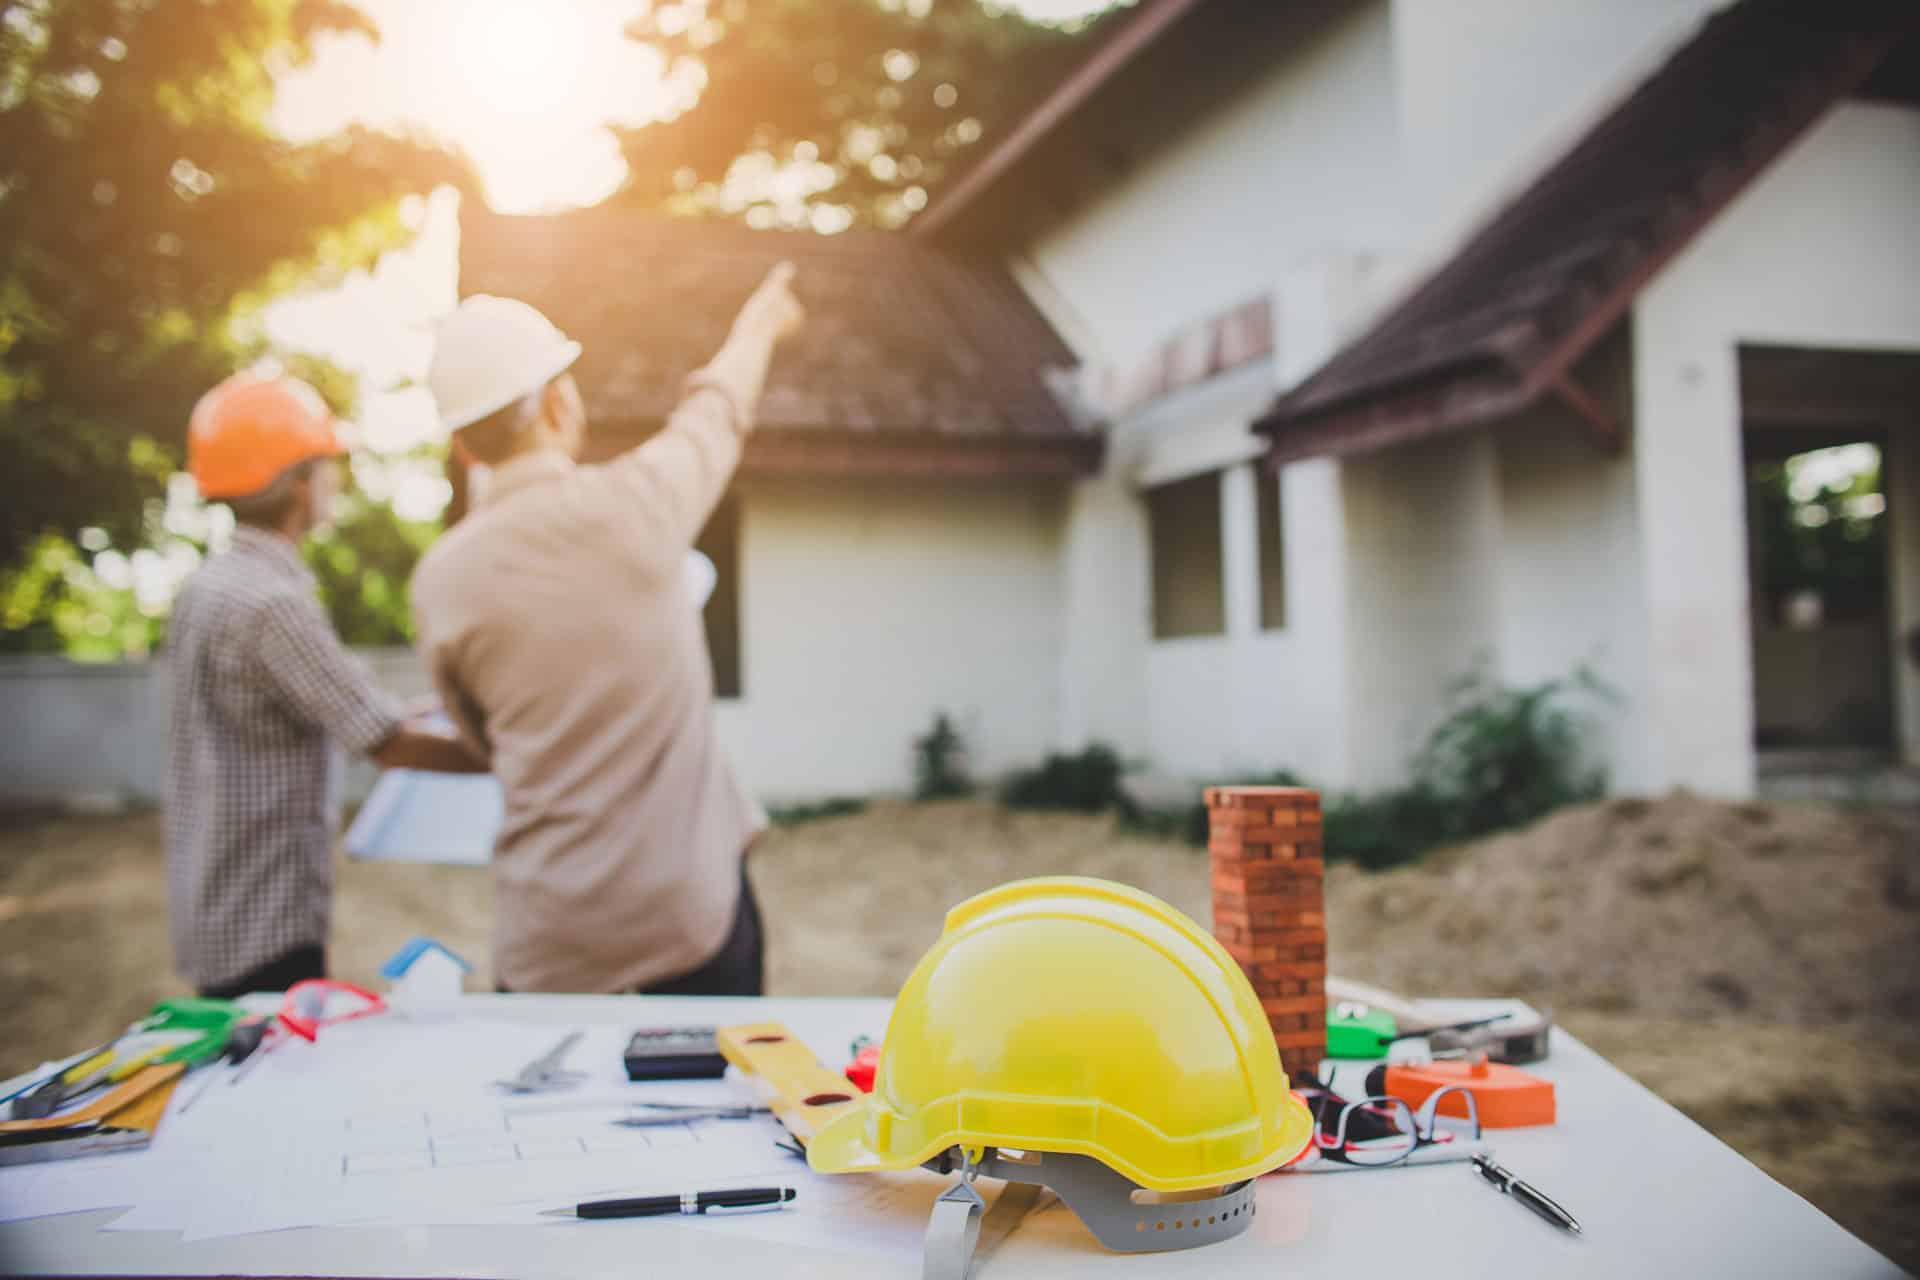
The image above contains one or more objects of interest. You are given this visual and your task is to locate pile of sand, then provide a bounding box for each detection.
[1326,792,1920,1025]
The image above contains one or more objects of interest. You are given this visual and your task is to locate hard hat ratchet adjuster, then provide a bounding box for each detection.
[923,1144,1257,1278]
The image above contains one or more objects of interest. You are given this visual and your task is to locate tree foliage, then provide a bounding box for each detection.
[617,0,1127,228]
[1747,449,1888,624]
[0,0,468,569]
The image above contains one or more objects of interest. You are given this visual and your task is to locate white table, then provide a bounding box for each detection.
[0,995,1899,1278]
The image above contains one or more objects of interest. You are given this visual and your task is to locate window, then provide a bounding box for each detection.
[1257,472,1286,631]
[1147,472,1226,639]
[696,492,742,698]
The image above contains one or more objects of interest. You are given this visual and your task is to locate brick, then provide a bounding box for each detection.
[1288,859,1325,880]
[1272,1030,1328,1050]
[1213,862,1308,892]
[1205,806,1268,828]
[1259,994,1327,1017]
[1205,786,1316,808]
[1244,821,1324,843]
[1252,961,1325,981]
[1250,896,1318,914]
[1237,841,1295,862]
[1257,909,1320,927]
[1252,914,1323,935]
[1267,1013,1317,1033]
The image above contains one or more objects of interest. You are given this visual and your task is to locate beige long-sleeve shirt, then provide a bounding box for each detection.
[410,384,765,993]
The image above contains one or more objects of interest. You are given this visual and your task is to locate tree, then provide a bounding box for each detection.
[0,0,469,572]
[617,0,1127,229]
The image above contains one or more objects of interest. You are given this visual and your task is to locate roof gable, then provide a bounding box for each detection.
[1255,0,1920,460]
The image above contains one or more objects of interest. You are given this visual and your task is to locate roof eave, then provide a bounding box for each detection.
[741,429,1104,481]
[1254,6,1917,464]
[912,0,1213,240]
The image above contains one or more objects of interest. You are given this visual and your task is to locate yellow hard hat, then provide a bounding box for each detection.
[809,876,1315,1193]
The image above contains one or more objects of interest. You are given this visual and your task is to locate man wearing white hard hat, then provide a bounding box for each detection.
[411,264,803,996]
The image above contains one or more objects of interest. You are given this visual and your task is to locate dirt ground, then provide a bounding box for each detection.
[2,794,1916,1269]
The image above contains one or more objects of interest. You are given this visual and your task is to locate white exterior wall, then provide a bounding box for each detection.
[1135,455,1354,781]
[1389,0,1721,255]
[1027,0,1405,371]
[1491,410,1653,792]
[1633,102,1920,794]
[715,478,1066,800]
[1339,431,1503,788]
[1028,2,1403,786]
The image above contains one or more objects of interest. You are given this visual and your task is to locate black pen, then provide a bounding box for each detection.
[543,1186,796,1220]
[1471,1154,1582,1235]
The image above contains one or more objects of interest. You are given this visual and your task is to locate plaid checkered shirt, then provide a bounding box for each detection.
[165,526,402,990]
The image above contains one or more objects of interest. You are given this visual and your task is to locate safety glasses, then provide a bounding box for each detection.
[277,979,387,1042]
[1307,1085,1481,1169]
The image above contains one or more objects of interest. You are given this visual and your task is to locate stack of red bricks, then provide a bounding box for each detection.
[1205,785,1327,1083]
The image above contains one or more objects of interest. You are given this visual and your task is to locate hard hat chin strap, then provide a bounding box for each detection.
[924,1149,986,1280]
[923,1146,1256,1276]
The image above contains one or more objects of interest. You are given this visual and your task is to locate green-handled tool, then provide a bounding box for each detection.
[8,999,241,1120]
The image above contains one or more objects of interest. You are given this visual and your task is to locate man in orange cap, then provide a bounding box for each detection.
[166,372,485,999]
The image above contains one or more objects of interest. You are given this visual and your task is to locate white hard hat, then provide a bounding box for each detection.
[428,295,583,431]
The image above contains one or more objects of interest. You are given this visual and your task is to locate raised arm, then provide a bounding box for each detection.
[603,263,805,555]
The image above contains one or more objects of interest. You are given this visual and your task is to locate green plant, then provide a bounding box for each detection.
[1133,669,1609,870]
[913,712,973,800]
[303,484,440,647]
[1321,786,1457,871]
[1001,743,1133,814]
[768,796,869,826]
[0,0,467,572]
[1410,667,1611,842]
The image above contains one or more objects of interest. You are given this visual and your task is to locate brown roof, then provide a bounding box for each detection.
[1255,0,1920,462]
[457,207,1097,479]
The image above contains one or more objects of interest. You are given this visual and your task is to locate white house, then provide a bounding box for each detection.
[461,0,1920,802]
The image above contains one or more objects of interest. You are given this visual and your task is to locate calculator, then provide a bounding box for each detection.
[623,1027,728,1080]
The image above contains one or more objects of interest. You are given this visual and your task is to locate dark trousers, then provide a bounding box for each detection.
[639,869,765,997]
[498,869,765,997]
[200,943,326,1000]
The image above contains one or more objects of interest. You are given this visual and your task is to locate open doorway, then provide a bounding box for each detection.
[1741,345,1920,768]
[1745,436,1891,751]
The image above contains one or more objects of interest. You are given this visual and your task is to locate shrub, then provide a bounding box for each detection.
[1002,743,1133,814]
[1412,668,1610,840]
[1321,786,1457,870]
[912,712,973,800]
[768,797,868,826]
[1137,668,1609,870]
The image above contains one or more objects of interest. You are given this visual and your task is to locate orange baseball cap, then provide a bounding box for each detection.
[187,373,344,500]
